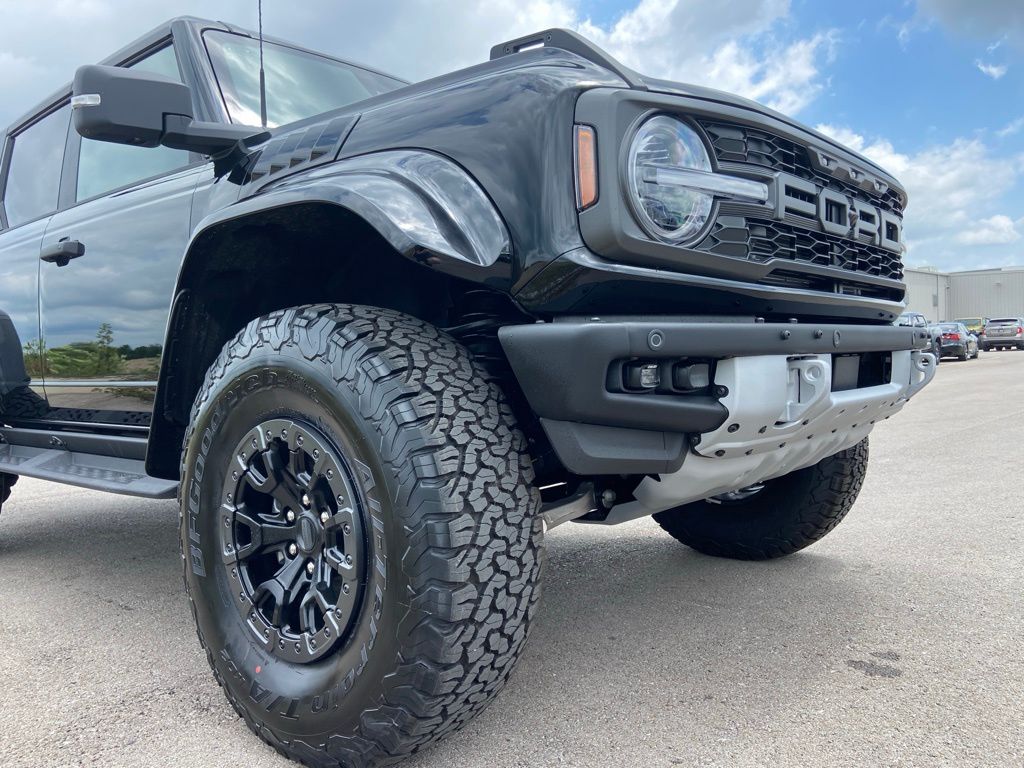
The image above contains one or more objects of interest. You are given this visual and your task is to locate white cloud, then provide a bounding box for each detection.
[0,0,839,128]
[917,0,1024,49]
[975,60,1008,79]
[816,124,1024,267]
[997,117,1024,138]
[956,215,1021,245]
[577,0,837,114]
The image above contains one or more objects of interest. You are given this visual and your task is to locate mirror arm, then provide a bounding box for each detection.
[161,114,269,159]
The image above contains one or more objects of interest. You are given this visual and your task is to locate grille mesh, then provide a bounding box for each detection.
[699,120,904,214]
[703,218,904,282]
[694,120,905,297]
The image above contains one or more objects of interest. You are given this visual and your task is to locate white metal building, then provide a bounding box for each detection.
[903,266,1024,321]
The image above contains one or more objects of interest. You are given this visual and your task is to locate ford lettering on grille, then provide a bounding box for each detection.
[772,171,903,253]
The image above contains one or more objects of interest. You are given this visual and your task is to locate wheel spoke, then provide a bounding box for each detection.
[226,418,365,662]
[244,446,304,513]
[232,508,297,562]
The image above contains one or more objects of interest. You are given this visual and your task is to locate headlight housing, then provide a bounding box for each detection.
[627,115,713,244]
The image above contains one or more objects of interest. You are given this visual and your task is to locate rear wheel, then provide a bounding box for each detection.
[180,304,543,768]
[958,347,968,361]
[0,472,16,512]
[653,439,868,560]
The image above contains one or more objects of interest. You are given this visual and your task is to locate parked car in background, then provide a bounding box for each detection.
[983,317,1024,350]
[898,312,943,361]
[954,317,987,347]
[936,322,978,361]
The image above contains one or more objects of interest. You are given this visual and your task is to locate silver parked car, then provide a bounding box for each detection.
[982,317,1024,351]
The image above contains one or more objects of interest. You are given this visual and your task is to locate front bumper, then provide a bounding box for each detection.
[500,318,935,508]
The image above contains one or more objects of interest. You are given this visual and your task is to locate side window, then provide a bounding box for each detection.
[75,45,191,202]
[3,105,71,228]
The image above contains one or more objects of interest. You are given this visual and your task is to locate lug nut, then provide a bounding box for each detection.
[302,493,311,508]
[306,561,315,575]
[286,510,296,523]
[288,543,298,557]
[320,511,330,525]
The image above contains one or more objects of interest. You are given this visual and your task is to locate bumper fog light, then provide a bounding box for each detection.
[673,363,710,391]
[624,361,660,390]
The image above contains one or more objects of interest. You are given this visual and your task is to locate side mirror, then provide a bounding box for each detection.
[72,65,267,157]
[72,65,193,147]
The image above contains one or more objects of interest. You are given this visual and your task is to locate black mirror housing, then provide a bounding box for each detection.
[71,64,267,159]
[72,65,194,147]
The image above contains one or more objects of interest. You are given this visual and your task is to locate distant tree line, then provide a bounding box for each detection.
[23,323,162,378]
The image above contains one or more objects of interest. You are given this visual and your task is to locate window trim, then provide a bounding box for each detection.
[200,27,407,128]
[0,98,72,233]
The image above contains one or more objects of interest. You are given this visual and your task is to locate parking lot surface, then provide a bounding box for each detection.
[1,352,1022,767]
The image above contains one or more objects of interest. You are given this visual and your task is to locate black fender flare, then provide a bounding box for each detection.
[188,149,513,283]
[147,149,513,478]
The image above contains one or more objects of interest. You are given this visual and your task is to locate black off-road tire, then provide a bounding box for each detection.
[0,472,17,510]
[653,439,869,560]
[179,304,543,768]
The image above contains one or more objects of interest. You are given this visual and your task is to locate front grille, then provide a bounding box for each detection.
[694,119,905,299]
[699,120,904,214]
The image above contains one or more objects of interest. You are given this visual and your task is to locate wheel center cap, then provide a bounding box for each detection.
[296,514,320,554]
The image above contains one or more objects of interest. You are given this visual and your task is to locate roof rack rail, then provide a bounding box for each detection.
[490,28,646,89]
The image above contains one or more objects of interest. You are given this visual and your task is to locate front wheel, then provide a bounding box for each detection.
[180,305,543,768]
[653,439,869,560]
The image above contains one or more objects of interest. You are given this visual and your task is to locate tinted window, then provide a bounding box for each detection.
[204,30,404,127]
[76,45,190,201]
[4,105,71,227]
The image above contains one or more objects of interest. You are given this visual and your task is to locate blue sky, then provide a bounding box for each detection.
[1,0,1022,270]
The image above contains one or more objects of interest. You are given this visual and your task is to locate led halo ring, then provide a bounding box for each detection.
[626,114,715,244]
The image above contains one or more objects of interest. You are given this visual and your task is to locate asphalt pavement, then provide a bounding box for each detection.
[1,350,1022,767]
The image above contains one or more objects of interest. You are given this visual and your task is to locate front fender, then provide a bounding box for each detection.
[189,149,513,284]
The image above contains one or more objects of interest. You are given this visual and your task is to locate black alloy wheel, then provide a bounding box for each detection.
[222,418,366,664]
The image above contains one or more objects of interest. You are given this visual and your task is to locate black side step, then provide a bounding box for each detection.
[0,431,177,499]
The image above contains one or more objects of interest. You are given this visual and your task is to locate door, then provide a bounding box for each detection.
[0,103,71,422]
[38,42,209,426]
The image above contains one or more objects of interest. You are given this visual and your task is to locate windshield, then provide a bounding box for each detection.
[204,30,405,127]
[955,318,981,325]
[937,324,960,332]
[989,318,1019,325]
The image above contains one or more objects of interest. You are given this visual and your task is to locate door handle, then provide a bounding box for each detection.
[40,238,85,267]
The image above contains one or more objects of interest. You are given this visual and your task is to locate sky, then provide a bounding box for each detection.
[1,0,1023,272]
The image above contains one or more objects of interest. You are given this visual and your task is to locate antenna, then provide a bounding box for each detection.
[257,0,268,127]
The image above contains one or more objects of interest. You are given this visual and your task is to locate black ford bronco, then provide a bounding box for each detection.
[0,17,935,767]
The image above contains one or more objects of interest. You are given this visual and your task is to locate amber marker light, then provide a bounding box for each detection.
[574,124,598,210]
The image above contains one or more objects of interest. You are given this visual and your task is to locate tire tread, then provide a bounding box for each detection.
[178,304,543,767]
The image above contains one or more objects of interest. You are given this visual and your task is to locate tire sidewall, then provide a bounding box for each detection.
[181,347,413,743]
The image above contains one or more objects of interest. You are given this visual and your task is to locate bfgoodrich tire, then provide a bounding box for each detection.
[0,472,16,511]
[653,439,869,560]
[180,304,543,767]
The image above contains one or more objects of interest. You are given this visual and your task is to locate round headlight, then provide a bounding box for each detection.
[627,116,713,243]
